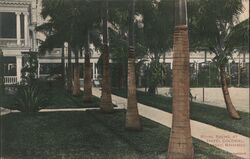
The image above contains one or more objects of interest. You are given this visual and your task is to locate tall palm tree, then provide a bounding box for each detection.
[167,0,194,158]
[188,0,245,119]
[40,0,101,98]
[125,0,141,130]
[83,31,92,102]
[100,0,114,112]
[219,64,241,119]
[218,18,249,119]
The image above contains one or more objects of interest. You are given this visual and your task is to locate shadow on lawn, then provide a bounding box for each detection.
[0,110,241,159]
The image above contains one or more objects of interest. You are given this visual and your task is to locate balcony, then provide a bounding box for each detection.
[0,38,25,48]
[4,76,18,85]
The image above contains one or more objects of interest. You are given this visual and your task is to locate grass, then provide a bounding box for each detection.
[1,81,99,109]
[44,82,99,109]
[0,110,241,159]
[112,88,250,137]
[0,94,15,108]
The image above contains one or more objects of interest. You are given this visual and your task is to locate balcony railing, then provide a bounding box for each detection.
[4,76,18,85]
[0,38,25,47]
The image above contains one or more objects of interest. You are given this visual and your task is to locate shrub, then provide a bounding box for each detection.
[15,85,48,112]
[21,51,38,85]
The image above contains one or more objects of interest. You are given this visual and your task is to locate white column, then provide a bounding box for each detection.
[16,56,22,82]
[32,30,37,51]
[37,59,40,78]
[24,12,29,46]
[92,63,95,80]
[15,12,21,46]
[64,42,68,66]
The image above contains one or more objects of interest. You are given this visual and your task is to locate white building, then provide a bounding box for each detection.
[0,0,101,84]
[0,0,249,85]
[0,0,38,84]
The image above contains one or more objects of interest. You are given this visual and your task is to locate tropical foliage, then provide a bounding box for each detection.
[188,0,248,119]
[21,52,39,85]
[15,85,48,112]
[145,60,167,94]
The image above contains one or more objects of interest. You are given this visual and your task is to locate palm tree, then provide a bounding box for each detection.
[167,0,194,158]
[100,0,114,112]
[38,0,76,92]
[125,0,141,130]
[219,63,240,119]
[188,0,245,119]
[83,31,93,102]
[137,0,174,94]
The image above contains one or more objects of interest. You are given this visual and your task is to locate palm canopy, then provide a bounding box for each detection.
[138,0,174,59]
[37,0,102,53]
[189,0,247,64]
[227,18,249,53]
[38,0,175,59]
[188,0,246,120]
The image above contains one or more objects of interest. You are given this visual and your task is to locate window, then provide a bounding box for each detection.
[0,12,16,38]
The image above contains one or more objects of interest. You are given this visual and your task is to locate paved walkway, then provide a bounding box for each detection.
[0,107,11,116]
[93,88,249,159]
[0,107,123,116]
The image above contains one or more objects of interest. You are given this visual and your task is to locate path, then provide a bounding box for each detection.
[0,107,123,116]
[0,107,11,116]
[138,87,250,112]
[93,88,249,159]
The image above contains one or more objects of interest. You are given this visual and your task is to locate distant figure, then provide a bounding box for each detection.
[189,89,196,102]
[167,88,172,97]
[93,80,101,87]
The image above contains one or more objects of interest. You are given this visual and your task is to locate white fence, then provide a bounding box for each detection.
[4,76,18,85]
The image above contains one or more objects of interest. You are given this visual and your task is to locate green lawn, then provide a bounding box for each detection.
[1,81,99,109]
[44,82,100,109]
[0,110,241,159]
[112,89,250,137]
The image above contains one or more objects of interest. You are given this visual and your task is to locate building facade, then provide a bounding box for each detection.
[0,0,41,84]
[0,0,101,84]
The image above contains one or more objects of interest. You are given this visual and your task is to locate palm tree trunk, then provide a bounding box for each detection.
[83,34,92,102]
[100,0,113,112]
[0,49,5,96]
[73,48,80,96]
[125,0,141,131]
[220,65,241,119]
[61,44,66,86]
[167,0,194,158]
[67,45,73,92]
